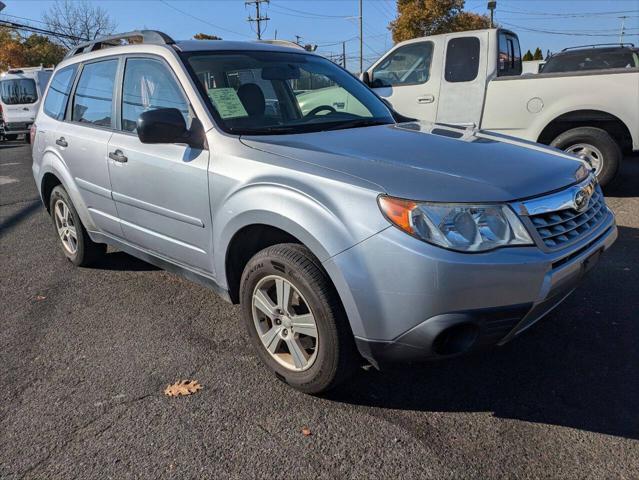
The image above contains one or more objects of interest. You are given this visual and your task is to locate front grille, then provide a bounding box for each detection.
[529,186,607,250]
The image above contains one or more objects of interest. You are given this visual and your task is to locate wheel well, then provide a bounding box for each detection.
[225,224,302,304]
[537,110,632,152]
[41,173,62,212]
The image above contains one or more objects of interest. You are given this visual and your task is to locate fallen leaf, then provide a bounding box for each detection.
[35,295,46,301]
[164,380,202,397]
[301,426,312,436]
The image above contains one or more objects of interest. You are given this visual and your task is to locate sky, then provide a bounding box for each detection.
[2,0,639,71]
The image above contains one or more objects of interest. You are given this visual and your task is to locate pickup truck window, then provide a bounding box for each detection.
[445,37,480,83]
[371,42,434,87]
[498,32,522,76]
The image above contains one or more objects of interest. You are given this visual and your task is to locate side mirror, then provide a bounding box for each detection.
[137,108,204,149]
[360,71,372,87]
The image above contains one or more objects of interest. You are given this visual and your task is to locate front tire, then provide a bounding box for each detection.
[551,127,621,186]
[49,186,106,266]
[240,243,358,394]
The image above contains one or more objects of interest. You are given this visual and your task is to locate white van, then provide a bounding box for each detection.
[0,66,53,142]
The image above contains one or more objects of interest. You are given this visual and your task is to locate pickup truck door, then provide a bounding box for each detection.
[435,31,490,128]
[368,38,443,122]
[107,56,212,272]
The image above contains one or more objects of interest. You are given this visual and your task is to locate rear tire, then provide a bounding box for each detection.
[49,186,106,266]
[550,127,621,186]
[240,243,358,394]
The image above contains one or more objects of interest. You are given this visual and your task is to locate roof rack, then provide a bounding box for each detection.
[561,43,635,52]
[64,30,175,58]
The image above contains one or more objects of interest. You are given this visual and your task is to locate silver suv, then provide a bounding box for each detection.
[32,31,617,393]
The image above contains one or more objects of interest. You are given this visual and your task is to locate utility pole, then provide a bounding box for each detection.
[342,41,347,69]
[294,35,302,45]
[245,0,270,40]
[619,16,627,43]
[487,1,496,29]
[359,0,363,74]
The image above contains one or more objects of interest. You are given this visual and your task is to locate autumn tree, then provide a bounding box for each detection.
[533,47,544,60]
[390,0,491,43]
[43,0,116,49]
[193,33,222,40]
[0,27,65,70]
[522,49,533,61]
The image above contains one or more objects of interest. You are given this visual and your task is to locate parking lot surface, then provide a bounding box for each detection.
[1,141,638,479]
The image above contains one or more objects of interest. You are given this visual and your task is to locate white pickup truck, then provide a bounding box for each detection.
[361,29,639,185]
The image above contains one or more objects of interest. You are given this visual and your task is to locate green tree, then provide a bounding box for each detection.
[533,47,543,60]
[193,33,222,40]
[522,49,533,61]
[390,0,491,43]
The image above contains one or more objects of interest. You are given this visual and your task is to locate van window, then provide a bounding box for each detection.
[371,42,434,87]
[445,37,480,83]
[72,59,118,127]
[43,65,78,120]
[498,31,522,76]
[121,58,190,132]
[0,78,37,105]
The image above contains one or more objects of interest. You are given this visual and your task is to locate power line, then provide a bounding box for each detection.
[159,0,251,38]
[499,8,639,18]
[501,21,639,37]
[245,0,270,40]
[268,2,353,19]
[0,19,85,41]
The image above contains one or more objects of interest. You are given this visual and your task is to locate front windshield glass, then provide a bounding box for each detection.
[184,50,394,135]
[1,78,38,105]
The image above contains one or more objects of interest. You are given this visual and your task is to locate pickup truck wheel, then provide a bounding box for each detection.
[240,243,357,394]
[49,186,106,266]
[551,127,621,186]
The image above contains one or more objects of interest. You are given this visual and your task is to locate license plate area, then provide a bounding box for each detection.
[582,248,603,274]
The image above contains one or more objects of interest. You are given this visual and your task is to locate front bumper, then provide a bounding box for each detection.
[323,208,617,366]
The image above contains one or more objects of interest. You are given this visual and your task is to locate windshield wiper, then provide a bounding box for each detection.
[320,118,393,131]
[231,126,299,135]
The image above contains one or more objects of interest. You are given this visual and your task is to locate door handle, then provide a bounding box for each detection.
[108,150,128,163]
[417,94,435,104]
[55,137,68,147]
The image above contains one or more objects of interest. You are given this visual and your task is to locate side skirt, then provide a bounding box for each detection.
[88,230,232,303]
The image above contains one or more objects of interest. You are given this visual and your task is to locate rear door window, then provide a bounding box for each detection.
[72,59,118,127]
[43,65,78,120]
[0,78,38,105]
[445,37,480,83]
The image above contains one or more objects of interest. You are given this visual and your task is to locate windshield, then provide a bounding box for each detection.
[184,50,394,135]
[543,50,639,73]
[0,78,38,105]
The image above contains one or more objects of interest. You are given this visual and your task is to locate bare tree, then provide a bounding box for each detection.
[43,0,117,48]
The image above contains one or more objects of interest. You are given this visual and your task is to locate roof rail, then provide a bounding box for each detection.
[64,30,175,58]
[561,43,635,52]
[255,39,306,50]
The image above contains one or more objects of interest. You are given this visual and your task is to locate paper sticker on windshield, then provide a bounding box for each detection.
[207,88,248,119]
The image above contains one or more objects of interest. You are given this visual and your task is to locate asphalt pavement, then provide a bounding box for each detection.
[1,140,638,479]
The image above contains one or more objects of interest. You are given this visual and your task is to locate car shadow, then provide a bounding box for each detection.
[603,153,639,198]
[328,225,639,440]
[90,251,160,272]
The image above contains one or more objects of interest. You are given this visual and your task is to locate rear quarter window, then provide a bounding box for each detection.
[43,65,78,120]
[445,37,480,83]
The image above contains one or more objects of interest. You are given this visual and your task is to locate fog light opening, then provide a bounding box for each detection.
[432,323,479,356]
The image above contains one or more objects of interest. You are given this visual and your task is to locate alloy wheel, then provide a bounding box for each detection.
[251,275,319,371]
[53,199,78,255]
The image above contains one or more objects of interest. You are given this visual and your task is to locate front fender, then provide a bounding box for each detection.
[213,182,386,290]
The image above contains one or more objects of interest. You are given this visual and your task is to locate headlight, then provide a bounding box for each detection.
[378,196,533,252]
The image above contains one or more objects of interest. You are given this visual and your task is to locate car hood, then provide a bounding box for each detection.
[240,121,588,202]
